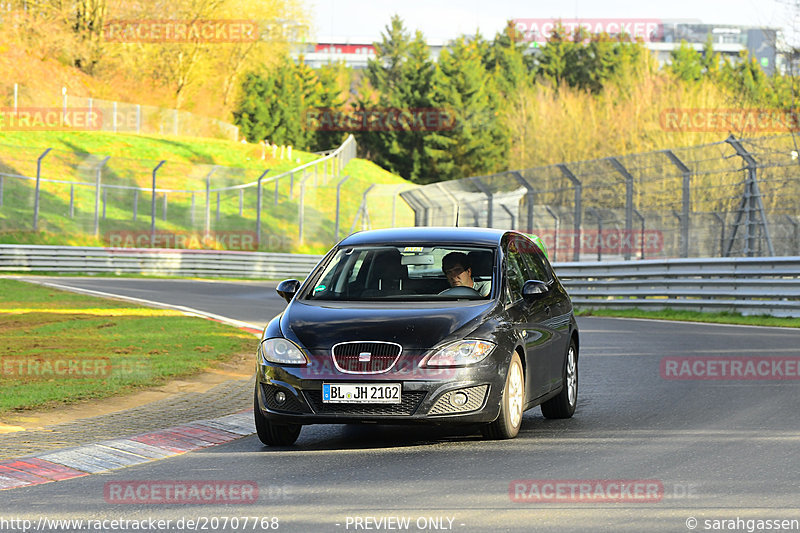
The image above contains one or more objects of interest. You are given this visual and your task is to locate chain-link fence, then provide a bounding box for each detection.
[0,135,417,252]
[400,134,800,261]
[3,84,239,141]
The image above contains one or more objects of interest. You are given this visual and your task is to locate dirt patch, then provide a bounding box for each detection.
[0,351,255,431]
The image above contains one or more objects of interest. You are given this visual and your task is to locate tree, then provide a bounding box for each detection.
[361,16,435,183]
[426,35,509,182]
[669,40,703,82]
[485,20,532,97]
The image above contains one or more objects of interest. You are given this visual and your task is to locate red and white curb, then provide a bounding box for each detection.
[0,411,255,491]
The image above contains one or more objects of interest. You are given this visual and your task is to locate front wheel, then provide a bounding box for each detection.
[254,384,301,446]
[483,351,524,439]
[541,339,578,419]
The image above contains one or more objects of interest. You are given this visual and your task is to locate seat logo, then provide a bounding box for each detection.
[358,352,372,362]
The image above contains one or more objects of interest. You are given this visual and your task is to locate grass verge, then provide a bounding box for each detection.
[0,278,257,413]
[575,307,800,328]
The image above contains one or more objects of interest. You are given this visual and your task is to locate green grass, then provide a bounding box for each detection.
[0,131,415,254]
[0,278,257,412]
[575,307,800,328]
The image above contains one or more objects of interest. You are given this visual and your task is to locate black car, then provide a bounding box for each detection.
[254,227,579,446]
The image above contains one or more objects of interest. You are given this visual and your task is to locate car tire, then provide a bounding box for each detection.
[541,338,578,419]
[254,384,302,446]
[483,351,524,440]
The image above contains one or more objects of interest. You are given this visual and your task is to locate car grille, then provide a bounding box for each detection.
[331,341,402,374]
[303,390,426,416]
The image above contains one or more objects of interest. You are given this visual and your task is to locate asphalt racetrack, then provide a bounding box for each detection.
[2,277,799,532]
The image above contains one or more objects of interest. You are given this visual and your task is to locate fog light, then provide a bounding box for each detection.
[449,392,468,407]
[274,391,286,404]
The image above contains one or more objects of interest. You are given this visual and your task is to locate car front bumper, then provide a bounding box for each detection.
[255,361,505,426]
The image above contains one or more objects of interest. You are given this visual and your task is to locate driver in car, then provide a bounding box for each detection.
[442,252,491,297]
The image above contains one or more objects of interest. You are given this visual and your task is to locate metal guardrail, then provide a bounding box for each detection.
[0,245,323,279]
[556,256,800,317]
[2,246,798,317]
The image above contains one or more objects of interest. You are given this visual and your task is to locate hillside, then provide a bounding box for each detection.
[0,132,415,254]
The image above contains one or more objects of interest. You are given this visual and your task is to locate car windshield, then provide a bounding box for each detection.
[304,245,495,301]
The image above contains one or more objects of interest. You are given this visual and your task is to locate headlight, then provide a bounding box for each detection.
[423,340,496,367]
[259,338,308,365]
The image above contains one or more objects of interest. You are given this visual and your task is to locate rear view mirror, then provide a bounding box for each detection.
[401,254,434,266]
[276,279,301,303]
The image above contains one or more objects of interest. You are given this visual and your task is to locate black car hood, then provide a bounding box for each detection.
[281,300,495,351]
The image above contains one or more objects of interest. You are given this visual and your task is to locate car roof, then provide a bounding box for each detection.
[339,227,517,247]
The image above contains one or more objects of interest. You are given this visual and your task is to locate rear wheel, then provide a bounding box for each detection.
[483,351,524,439]
[541,339,578,419]
[254,384,301,446]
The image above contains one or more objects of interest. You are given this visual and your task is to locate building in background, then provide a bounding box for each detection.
[296,22,781,74]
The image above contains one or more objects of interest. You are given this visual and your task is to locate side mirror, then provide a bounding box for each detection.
[522,280,549,301]
[276,279,301,303]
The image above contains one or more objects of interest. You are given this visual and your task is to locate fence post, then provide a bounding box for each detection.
[587,207,602,261]
[334,174,351,242]
[607,157,634,260]
[510,171,535,232]
[239,189,244,216]
[711,212,726,257]
[724,135,774,257]
[150,160,166,246]
[558,164,582,262]
[663,150,692,258]
[256,169,270,249]
[633,208,645,259]
[500,204,516,230]
[33,148,52,231]
[93,156,110,237]
[204,166,217,240]
[435,183,460,226]
[69,184,74,218]
[545,206,559,262]
[470,177,493,227]
[163,192,168,221]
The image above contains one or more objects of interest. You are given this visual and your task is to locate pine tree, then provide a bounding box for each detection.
[427,35,509,182]
[669,40,703,82]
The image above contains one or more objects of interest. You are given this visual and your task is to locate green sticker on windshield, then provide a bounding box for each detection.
[313,284,326,293]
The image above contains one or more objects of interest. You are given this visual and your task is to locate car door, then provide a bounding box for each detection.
[518,239,570,393]
[503,236,552,402]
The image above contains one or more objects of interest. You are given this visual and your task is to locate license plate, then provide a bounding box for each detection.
[322,383,401,404]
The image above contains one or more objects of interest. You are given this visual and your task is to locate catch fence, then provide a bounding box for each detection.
[401,134,800,261]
